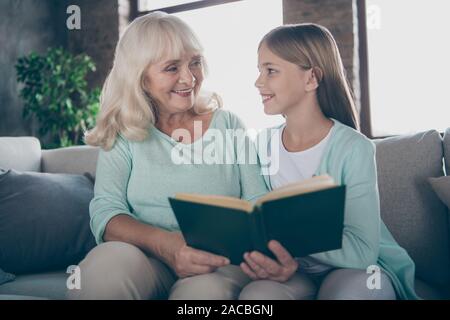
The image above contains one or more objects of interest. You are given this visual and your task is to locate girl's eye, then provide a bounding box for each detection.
[268,68,277,74]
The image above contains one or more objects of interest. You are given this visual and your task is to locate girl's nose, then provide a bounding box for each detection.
[255,74,264,88]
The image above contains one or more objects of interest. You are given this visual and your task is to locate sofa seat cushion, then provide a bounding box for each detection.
[0,294,48,300]
[374,130,450,290]
[0,270,67,300]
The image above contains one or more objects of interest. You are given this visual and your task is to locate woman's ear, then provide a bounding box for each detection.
[142,73,150,94]
[306,67,323,91]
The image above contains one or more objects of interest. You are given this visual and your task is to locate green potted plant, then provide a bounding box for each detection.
[16,47,100,148]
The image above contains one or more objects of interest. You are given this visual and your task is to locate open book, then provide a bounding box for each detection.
[169,174,346,265]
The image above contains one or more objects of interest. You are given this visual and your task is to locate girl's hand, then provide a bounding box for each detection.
[240,240,298,282]
[162,232,230,278]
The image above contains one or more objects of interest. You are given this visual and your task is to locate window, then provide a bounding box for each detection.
[138,0,284,132]
[138,0,204,12]
[366,0,450,136]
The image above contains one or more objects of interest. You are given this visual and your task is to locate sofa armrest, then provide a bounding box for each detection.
[41,145,99,178]
[0,137,42,172]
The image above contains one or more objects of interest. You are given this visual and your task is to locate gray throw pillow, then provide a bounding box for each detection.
[374,130,450,288]
[429,176,450,209]
[0,168,96,274]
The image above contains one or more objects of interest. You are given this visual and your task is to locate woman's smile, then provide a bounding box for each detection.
[172,87,194,98]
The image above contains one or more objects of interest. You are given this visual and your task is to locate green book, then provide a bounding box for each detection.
[169,175,345,265]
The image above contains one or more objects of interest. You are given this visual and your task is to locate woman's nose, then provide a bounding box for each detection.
[179,68,195,86]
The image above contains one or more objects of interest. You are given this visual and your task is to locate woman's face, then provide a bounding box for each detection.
[144,53,204,115]
[255,43,312,115]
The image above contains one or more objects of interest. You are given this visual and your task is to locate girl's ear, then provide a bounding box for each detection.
[306,67,323,92]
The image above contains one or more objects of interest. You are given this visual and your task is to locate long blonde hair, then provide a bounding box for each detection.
[85,11,220,150]
[259,23,359,130]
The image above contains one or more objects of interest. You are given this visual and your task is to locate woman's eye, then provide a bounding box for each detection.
[190,60,202,68]
[166,66,178,72]
[268,68,276,74]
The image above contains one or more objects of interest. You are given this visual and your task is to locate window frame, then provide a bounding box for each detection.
[357,0,374,138]
[130,0,243,19]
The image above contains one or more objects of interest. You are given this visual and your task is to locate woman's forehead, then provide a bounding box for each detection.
[157,52,202,64]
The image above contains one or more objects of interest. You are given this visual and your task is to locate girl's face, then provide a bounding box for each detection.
[255,43,313,115]
[144,53,204,115]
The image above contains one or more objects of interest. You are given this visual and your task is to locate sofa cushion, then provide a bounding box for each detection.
[374,130,450,289]
[444,128,450,175]
[0,268,15,285]
[0,169,96,274]
[0,295,48,300]
[0,270,67,300]
[414,278,448,300]
[429,176,450,209]
[42,145,99,179]
[0,137,41,172]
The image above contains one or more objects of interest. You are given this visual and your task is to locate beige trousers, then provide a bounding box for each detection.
[169,265,317,300]
[66,241,176,300]
[169,267,396,300]
[66,241,396,300]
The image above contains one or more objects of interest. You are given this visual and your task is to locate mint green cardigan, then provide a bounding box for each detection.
[256,119,419,300]
[90,109,268,245]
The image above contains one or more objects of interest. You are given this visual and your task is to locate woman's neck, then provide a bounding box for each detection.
[156,108,196,130]
[282,99,333,152]
[155,108,214,144]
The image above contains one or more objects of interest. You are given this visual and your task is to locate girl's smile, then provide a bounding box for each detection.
[261,93,275,103]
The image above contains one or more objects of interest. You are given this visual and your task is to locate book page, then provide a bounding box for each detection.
[175,193,254,213]
[256,174,336,205]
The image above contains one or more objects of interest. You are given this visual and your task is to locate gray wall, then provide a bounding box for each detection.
[67,0,119,89]
[0,0,119,142]
[0,0,67,140]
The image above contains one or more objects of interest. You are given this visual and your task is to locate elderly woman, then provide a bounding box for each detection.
[66,12,268,300]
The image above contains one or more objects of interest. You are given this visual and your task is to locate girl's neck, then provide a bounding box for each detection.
[282,99,334,152]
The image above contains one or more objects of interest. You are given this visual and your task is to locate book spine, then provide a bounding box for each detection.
[250,206,270,254]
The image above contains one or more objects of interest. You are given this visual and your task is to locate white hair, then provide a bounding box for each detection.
[85,11,221,150]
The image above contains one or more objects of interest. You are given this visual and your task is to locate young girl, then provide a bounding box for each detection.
[240,23,419,300]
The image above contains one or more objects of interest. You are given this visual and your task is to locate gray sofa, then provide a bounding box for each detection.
[0,129,449,300]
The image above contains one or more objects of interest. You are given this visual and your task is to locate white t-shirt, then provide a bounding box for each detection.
[269,124,332,189]
[268,123,334,274]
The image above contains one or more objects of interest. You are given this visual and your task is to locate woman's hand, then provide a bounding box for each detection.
[161,232,230,278]
[240,240,298,282]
